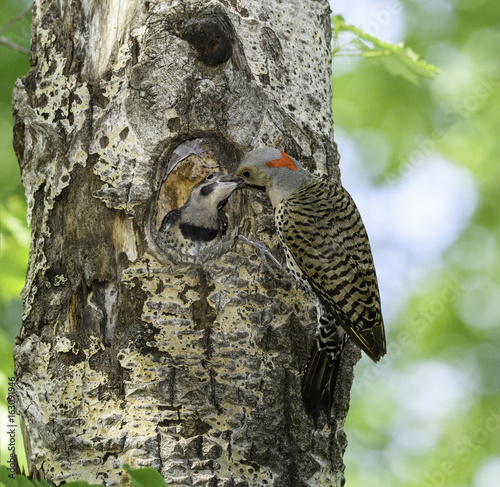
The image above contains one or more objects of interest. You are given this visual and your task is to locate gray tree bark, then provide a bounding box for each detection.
[12,0,358,485]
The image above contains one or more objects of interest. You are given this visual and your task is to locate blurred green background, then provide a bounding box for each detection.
[0,0,499,485]
[0,0,31,471]
[332,1,500,486]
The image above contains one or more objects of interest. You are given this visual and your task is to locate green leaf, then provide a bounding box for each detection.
[13,478,32,487]
[331,14,440,83]
[33,481,52,487]
[63,482,103,487]
[0,466,34,487]
[123,465,167,487]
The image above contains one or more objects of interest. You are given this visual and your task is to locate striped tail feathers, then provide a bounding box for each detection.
[301,328,348,426]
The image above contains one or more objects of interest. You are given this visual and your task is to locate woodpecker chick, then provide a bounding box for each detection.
[159,173,241,256]
[234,147,386,423]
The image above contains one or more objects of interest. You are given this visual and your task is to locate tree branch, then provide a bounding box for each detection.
[0,2,32,55]
[0,2,33,35]
[0,36,30,55]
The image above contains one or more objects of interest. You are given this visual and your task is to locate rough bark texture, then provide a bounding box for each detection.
[12,1,358,485]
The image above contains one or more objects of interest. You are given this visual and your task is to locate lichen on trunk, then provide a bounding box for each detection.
[12,0,356,485]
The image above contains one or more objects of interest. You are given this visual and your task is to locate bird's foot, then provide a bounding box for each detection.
[238,233,282,274]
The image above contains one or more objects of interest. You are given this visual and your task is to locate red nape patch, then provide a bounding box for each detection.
[265,151,298,171]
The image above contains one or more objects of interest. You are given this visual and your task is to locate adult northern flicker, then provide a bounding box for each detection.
[159,173,241,256]
[234,147,386,423]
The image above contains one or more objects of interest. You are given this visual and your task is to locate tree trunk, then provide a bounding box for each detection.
[12,1,358,485]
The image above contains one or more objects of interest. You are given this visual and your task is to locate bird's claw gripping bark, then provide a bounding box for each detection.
[238,233,282,274]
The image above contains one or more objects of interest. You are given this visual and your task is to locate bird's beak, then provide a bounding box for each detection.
[239,181,266,191]
[219,175,245,185]
[225,173,266,191]
[215,176,243,211]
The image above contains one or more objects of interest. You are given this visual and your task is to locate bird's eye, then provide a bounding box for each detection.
[206,173,215,180]
[241,170,251,178]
